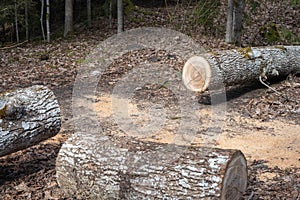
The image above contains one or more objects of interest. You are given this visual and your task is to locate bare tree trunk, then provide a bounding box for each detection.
[64,0,74,36]
[40,0,45,41]
[87,0,92,28]
[225,0,233,43]
[233,0,245,45]
[14,0,19,43]
[117,0,123,33]
[56,134,247,199]
[0,85,61,157]
[109,0,112,28]
[225,0,245,46]
[25,0,29,41]
[46,0,50,42]
[182,46,300,92]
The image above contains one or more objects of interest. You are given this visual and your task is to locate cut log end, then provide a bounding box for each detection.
[56,134,248,199]
[221,150,247,200]
[182,56,211,92]
[182,46,300,92]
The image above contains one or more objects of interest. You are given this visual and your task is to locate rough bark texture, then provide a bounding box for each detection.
[182,46,300,92]
[56,133,247,199]
[0,85,61,157]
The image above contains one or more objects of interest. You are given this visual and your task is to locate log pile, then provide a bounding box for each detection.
[182,46,300,92]
[0,85,61,157]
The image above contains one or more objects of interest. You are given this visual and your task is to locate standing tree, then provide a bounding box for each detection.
[87,0,91,28]
[40,0,45,41]
[14,0,19,43]
[117,0,123,33]
[225,0,245,46]
[109,0,112,28]
[46,0,50,42]
[24,0,29,41]
[64,0,73,36]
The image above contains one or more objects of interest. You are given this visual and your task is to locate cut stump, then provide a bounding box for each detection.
[56,133,247,199]
[182,46,300,92]
[0,85,61,157]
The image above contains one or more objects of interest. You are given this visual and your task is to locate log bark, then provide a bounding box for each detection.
[0,85,61,157]
[56,133,247,199]
[182,46,300,92]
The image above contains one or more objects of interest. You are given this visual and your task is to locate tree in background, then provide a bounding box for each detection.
[225,0,245,46]
[14,0,19,43]
[87,0,91,28]
[46,0,50,42]
[40,0,45,41]
[117,0,123,33]
[24,0,28,40]
[64,0,73,36]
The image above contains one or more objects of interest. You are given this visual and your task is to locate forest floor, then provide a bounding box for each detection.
[0,0,300,199]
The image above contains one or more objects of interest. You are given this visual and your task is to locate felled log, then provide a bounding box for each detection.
[56,133,247,199]
[0,85,61,157]
[182,46,300,92]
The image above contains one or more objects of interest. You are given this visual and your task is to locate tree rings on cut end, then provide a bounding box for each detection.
[221,151,248,200]
[182,56,211,92]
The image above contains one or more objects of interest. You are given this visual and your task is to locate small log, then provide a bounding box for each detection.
[0,85,61,157]
[182,46,300,92]
[56,133,247,199]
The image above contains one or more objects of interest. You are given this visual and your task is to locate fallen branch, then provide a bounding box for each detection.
[0,40,28,50]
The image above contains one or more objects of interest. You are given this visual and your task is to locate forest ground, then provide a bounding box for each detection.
[0,1,299,199]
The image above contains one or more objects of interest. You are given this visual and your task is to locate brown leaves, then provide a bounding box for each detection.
[243,76,299,122]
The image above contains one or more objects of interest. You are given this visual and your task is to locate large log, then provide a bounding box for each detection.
[182,46,300,92]
[56,133,247,199]
[0,85,61,157]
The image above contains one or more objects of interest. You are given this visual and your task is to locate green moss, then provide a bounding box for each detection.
[274,45,287,51]
[237,47,252,59]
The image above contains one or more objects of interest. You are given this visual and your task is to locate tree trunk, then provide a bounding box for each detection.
[117,0,123,33]
[25,0,29,41]
[46,0,50,42]
[0,85,61,157]
[182,46,300,92]
[56,134,247,199]
[225,0,233,43]
[40,0,45,41]
[64,0,74,37]
[225,0,245,45]
[14,0,19,43]
[87,0,92,28]
[109,0,113,28]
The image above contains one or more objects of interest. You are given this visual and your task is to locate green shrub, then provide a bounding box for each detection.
[193,0,220,27]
